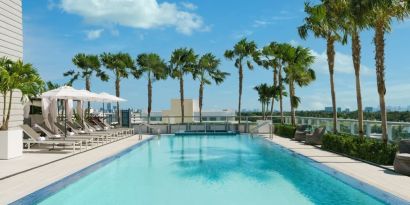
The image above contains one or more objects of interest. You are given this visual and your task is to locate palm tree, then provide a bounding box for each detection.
[254,42,281,117]
[353,0,409,143]
[45,81,61,91]
[224,38,258,123]
[336,0,369,139]
[276,43,294,124]
[253,83,275,120]
[169,48,198,123]
[64,53,109,115]
[298,1,345,133]
[0,57,13,129]
[134,53,168,124]
[283,46,316,126]
[100,52,136,125]
[193,53,229,122]
[0,59,44,130]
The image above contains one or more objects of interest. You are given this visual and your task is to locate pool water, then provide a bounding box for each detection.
[38,135,385,205]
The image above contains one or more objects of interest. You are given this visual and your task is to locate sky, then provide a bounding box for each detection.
[22,0,410,112]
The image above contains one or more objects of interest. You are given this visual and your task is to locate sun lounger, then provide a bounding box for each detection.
[85,120,130,137]
[394,139,410,176]
[90,118,134,136]
[35,124,97,147]
[52,122,115,143]
[305,127,326,145]
[20,124,83,152]
[294,125,308,141]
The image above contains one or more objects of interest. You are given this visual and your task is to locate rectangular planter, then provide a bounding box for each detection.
[0,129,23,160]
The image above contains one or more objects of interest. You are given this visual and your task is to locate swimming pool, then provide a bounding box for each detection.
[16,135,392,204]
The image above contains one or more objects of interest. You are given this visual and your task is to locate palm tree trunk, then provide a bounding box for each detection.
[278,65,284,124]
[271,67,278,117]
[238,64,243,124]
[1,92,7,129]
[327,36,338,133]
[262,101,265,120]
[86,77,91,117]
[352,30,364,139]
[2,91,13,130]
[147,74,152,125]
[179,77,185,124]
[375,23,388,144]
[115,76,121,126]
[289,82,296,126]
[199,82,204,123]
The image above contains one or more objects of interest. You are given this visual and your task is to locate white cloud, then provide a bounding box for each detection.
[60,0,206,35]
[311,50,373,76]
[86,29,104,40]
[253,20,272,28]
[289,40,298,46]
[181,2,197,10]
[232,30,253,39]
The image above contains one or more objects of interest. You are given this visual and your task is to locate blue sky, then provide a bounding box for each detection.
[23,0,410,112]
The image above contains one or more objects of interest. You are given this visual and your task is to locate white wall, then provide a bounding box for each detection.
[0,0,23,61]
[0,90,24,130]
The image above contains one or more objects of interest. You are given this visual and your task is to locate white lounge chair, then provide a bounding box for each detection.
[20,124,83,152]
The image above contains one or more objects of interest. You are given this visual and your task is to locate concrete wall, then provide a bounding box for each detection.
[0,0,23,61]
[0,90,24,130]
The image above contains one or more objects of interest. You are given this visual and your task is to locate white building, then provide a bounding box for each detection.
[0,0,23,61]
[0,0,24,130]
[0,0,24,159]
[132,99,235,124]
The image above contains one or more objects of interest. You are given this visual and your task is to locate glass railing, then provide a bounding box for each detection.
[120,114,410,142]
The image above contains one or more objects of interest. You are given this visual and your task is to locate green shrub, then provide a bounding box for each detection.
[274,124,296,138]
[322,133,398,165]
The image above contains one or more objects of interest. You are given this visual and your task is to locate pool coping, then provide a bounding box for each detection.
[260,135,409,205]
[10,136,154,205]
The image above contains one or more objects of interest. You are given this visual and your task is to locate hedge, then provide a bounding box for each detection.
[274,124,296,138]
[322,133,398,165]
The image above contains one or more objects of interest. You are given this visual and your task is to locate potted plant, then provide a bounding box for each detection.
[0,57,44,159]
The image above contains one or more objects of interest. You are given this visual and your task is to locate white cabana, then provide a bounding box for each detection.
[40,86,128,137]
[41,86,105,138]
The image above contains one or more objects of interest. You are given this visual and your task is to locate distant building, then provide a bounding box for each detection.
[130,99,235,124]
[337,107,342,113]
[364,107,374,113]
[107,103,112,112]
[324,107,333,112]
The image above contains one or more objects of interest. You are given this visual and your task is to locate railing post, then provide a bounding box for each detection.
[167,117,170,134]
[246,116,249,133]
[387,124,393,141]
[350,122,355,135]
[366,122,371,137]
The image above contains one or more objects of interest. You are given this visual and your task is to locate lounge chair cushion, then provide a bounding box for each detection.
[294,131,306,141]
[398,140,410,154]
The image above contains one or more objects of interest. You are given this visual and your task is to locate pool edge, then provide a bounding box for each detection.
[261,136,409,205]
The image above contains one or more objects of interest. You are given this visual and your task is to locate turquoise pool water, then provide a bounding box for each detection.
[37,135,385,205]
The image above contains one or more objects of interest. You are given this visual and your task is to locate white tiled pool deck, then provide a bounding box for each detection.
[262,134,410,203]
[0,135,152,204]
